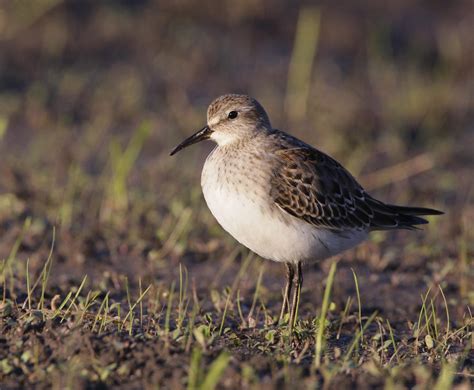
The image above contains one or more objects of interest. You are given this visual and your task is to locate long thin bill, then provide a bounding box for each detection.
[170,126,212,156]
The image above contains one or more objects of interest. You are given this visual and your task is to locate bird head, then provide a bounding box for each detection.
[170,94,271,155]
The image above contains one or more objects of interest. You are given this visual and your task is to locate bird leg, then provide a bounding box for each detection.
[289,262,303,332]
[278,263,294,324]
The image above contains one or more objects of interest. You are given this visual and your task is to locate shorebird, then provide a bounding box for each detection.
[170,94,442,330]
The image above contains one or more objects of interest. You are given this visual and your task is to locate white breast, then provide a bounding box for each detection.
[201,149,367,264]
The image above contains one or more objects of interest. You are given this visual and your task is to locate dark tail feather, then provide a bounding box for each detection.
[387,205,444,216]
[367,198,443,230]
[388,204,443,229]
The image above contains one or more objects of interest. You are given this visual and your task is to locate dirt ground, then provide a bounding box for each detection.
[0,1,472,389]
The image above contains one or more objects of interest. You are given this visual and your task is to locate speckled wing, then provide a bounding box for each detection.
[269,132,437,231]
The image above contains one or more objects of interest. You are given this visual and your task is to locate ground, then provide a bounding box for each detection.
[0,1,472,389]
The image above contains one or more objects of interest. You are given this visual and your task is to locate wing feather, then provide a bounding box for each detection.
[269,131,441,231]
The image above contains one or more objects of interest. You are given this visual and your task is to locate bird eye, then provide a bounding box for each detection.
[228,111,238,119]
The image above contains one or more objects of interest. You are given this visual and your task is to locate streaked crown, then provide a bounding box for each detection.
[206,94,272,146]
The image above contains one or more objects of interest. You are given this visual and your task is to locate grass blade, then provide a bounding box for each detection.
[351,268,363,340]
[200,352,230,390]
[314,261,337,368]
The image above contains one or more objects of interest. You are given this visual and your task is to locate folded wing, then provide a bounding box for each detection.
[269,132,442,232]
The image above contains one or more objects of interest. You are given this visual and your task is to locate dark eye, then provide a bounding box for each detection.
[228,111,238,119]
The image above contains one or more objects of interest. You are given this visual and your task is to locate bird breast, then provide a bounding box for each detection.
[201,146,367,264]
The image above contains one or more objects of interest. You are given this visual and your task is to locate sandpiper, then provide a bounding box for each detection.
[170,94,443,330]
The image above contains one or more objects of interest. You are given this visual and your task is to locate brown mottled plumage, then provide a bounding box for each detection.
[269,131,441,231]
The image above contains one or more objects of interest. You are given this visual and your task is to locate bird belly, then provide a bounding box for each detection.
[201,177,367,264]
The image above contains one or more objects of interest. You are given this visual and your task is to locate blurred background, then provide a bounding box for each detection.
[1,2,473,386]
[0,0,472,290]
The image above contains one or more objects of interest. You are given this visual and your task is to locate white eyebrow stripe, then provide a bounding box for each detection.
[238,106,253,113]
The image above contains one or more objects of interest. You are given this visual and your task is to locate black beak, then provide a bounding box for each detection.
[170,126,213,156]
